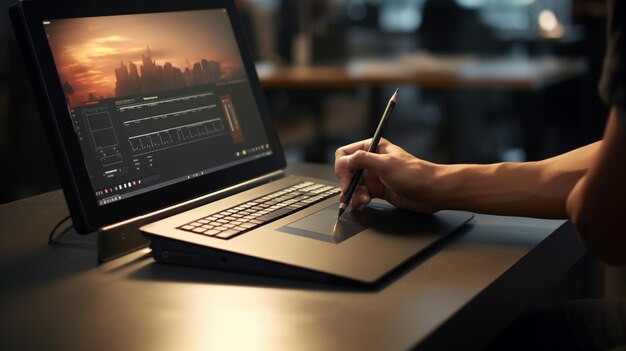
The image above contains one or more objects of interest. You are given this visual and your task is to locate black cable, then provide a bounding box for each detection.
[48,215,72,245]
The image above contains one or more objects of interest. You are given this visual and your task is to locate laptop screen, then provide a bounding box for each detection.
[42,9,274,207]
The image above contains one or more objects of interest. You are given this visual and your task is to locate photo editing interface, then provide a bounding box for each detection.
[43,9,273,206]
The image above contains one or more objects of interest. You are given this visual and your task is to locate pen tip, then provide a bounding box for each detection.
[391,88,399,102]
[337,207,345,219]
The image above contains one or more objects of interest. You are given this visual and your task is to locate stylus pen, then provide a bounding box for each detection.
[337,88,398,219]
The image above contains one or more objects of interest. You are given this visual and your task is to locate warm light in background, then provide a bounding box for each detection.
[538,9,558,32]
[538,9,564,38]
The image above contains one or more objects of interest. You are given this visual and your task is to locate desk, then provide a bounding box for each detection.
[259,57,588,162]
[0,163,587,350]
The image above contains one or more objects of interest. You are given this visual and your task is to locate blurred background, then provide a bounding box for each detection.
[0,0,609,204]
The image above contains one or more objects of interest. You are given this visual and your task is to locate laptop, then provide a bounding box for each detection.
[10,0,473,285]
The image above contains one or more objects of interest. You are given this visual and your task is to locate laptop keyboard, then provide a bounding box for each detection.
[178,181,340,240]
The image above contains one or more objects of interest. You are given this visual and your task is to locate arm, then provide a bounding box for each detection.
[567,0,626,265]
[567,107,626,265]
[424,142,600,218]
[335,138,600,218]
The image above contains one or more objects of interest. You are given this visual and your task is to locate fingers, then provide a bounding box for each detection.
[335,151,388,204]
[334,138,392,206]
[351,185,371,208]
[335,139,370,159]
[339,149,387,174]
[339,184,371,209]
[335,151,379,192]
[335,140,366,181]
[335,138,390,159]
[335,138,391,176]
[335,140,369,195]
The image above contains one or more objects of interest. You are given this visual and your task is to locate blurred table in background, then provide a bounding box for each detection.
[259,55,588,162]
[260,55,585,91]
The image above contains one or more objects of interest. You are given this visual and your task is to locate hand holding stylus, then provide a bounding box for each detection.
[337,88,398,219]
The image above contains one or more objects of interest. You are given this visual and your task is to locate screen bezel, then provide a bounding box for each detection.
[15,0,286,232]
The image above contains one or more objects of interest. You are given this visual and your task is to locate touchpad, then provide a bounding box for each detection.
[279,204,367,244]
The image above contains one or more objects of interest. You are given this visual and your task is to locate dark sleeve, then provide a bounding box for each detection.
[598,0,626,109]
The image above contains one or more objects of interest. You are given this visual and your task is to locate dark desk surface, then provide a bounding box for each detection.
[0,163,586,350]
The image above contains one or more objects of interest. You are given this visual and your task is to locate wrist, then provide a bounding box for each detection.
[418,161,455,211]
[422,162,496,212]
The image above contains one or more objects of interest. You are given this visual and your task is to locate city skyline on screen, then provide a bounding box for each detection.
[44,9,244,107]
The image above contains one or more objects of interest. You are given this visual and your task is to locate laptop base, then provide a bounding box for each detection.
[148,235,370,287]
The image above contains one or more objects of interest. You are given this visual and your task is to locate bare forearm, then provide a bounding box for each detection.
[423,142,601,218]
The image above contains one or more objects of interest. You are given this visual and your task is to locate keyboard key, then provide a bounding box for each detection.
[205,229,221,236]
[239,222,258,229]
[216,229,240,239]
[257,207,293,222]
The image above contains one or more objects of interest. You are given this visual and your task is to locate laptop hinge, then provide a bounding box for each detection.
[97,169,286,262]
